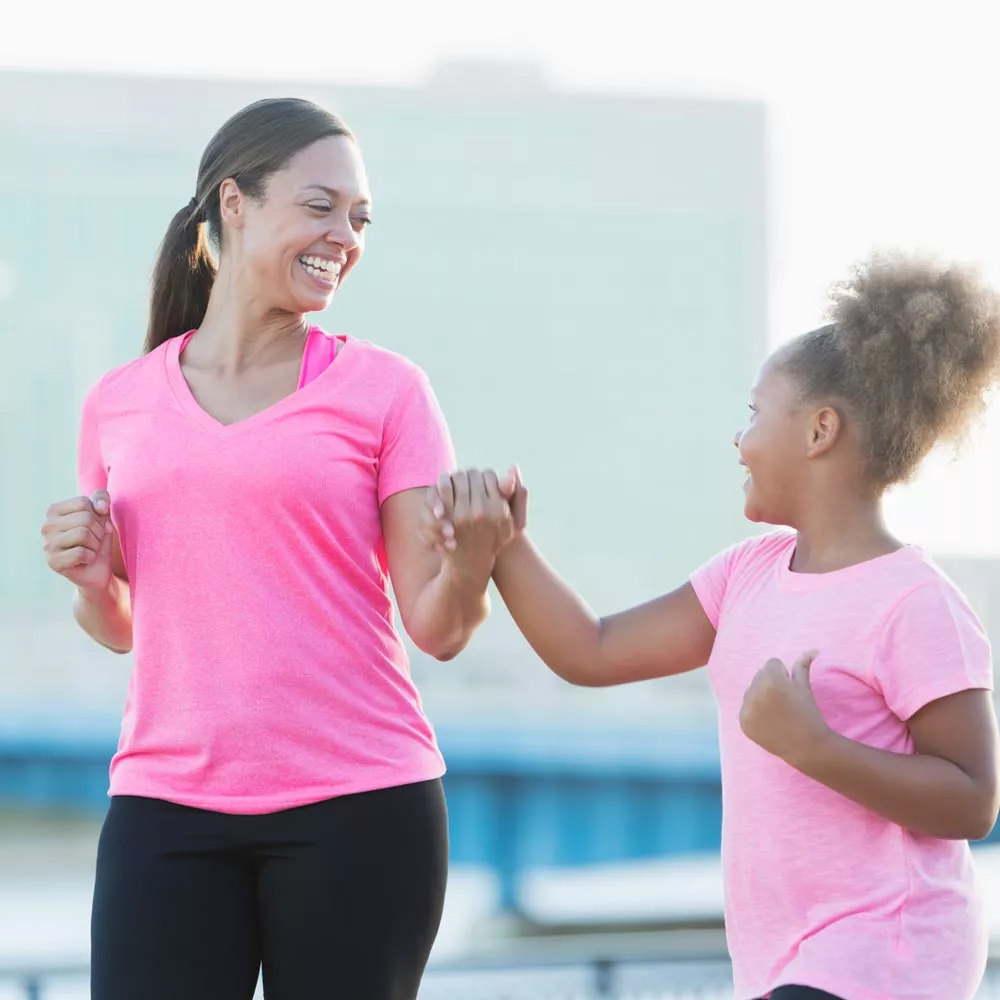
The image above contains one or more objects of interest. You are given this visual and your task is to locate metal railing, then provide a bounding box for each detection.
[7,955,1000,1000]
[0,961,88,1000]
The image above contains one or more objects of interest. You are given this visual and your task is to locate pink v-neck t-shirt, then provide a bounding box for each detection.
[77,328,456,813]
[691,530,993,1000]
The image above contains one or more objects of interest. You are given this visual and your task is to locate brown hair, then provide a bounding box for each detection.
[144,98,354,354]
[783,252,1000,488]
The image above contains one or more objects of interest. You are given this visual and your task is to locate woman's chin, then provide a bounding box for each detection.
[292,290,335,315]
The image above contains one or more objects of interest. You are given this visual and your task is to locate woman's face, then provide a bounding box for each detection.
[223,134,372,315]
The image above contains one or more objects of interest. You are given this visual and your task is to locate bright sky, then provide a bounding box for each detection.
[5,0,1000,555]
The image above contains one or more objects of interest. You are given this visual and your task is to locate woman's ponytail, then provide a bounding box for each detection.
[143,197,216,354]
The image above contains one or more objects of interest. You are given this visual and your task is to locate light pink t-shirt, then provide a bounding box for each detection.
[691,530,992,1000]
[77,327,455,813]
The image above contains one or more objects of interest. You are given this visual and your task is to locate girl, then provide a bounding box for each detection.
[429,253,1000,1000]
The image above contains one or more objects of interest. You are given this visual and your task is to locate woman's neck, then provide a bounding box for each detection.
[194,262,308,373]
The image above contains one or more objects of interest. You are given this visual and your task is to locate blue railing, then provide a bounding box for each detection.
[3,718,998,912]
[0,720,724,911]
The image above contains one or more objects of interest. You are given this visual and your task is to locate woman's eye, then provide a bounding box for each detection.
[352,217,373,231]
[307,203,332,213]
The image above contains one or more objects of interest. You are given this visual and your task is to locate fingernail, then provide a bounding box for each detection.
[446,539,457,551]
[433,502,444,518]
[442,523,455,538]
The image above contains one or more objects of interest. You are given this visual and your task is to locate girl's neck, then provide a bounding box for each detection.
[790,496,902,574]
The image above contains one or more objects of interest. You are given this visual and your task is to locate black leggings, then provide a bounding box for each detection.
[91,779,448,1000]
[767,988,845,1000]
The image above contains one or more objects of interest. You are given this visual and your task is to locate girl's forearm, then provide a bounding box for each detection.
[491,535,605,685]
[794,730,997,840]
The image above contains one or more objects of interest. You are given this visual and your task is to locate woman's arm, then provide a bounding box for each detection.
[382,471,514,662]
[43,491,133,654]
[74,566,133,655]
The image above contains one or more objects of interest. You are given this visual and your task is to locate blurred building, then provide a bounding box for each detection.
[939,557,1000,651]
[0,66,767,729]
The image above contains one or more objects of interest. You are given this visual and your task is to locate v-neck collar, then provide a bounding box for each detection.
[164,327,351,437]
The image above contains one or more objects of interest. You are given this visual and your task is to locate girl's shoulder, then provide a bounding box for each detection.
[718,528,797,575]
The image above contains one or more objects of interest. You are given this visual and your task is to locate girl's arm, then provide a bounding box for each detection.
[742,652,999,841]
[492,535,716,687]
[795,689,999,840]
[428,467,716,687]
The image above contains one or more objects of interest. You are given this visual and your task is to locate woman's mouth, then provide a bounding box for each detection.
[298,255,343,288]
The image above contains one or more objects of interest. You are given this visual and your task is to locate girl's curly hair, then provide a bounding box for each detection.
[782,252,1000,488]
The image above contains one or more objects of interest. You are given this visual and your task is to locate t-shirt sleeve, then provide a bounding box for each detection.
[377,367,456,506]
[874,581,994,721]
[77,380,108,497]
[689,541,747,630]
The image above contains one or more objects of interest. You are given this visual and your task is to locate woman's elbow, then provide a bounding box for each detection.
[405,619,479,663]
[414,636,473,663]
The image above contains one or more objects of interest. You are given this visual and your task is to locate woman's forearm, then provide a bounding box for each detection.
[795,730,997,840]
[406,559,491,662]
[73,577,133,654]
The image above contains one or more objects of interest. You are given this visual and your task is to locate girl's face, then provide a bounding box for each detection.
[734,356,816,526]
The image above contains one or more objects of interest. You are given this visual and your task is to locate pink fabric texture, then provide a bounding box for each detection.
[77,327,455,813]
[691,530,993,1000]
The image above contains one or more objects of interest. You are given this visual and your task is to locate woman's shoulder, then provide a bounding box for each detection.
[335,332,429,385]
[83,339,174,409]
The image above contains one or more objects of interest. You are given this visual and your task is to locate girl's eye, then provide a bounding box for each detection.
[307,203,332,213]
[352,217,373,231]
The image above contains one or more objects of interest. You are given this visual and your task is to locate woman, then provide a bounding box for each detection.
[40,98,506,1000]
